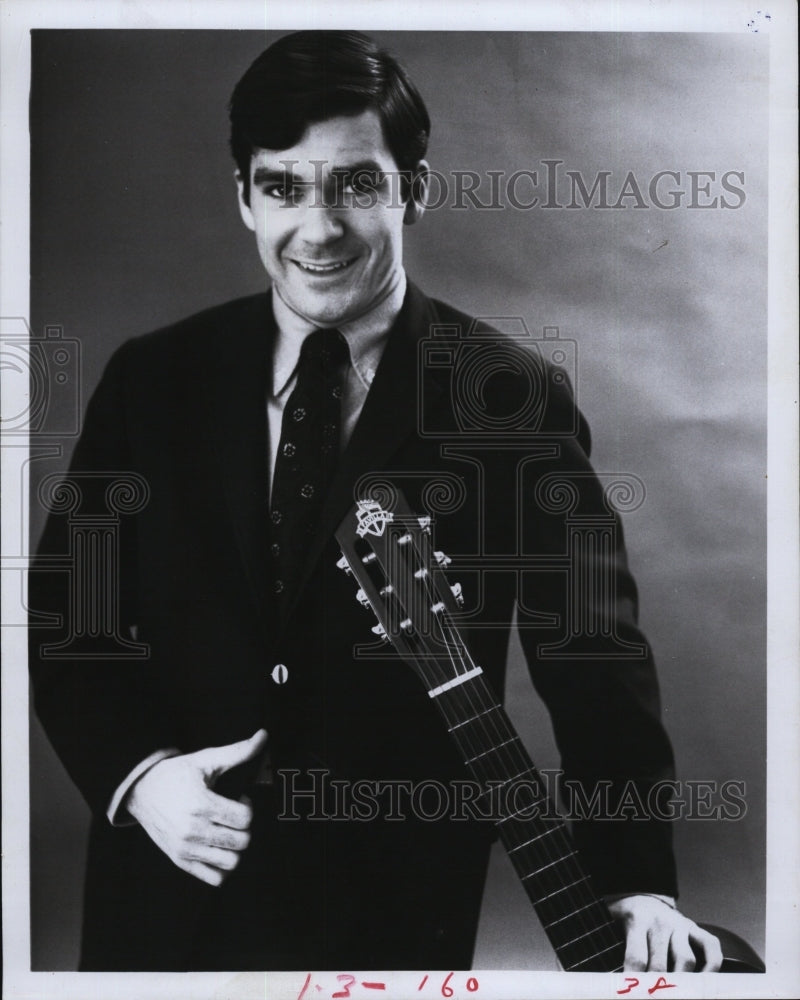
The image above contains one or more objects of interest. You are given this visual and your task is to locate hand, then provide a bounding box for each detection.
[125,728,268,886]
[607,895,723,972]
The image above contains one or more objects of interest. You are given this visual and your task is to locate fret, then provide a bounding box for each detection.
[534,881,602,930]
[520,850,578,881]
[542,899,598,929]
[530,876,590,907]
[564,939,626,972]
[557,923,626,972]
[493,766,541,787]
[495,800,550,825]
[463,736,520,765]
[558,921,618,952]
[517,860,586,905]
[446,704,502,732]
[507,827,560,854]
[489,810,564,843]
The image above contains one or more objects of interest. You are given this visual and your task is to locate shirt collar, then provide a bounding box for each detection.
[270,272,407,397]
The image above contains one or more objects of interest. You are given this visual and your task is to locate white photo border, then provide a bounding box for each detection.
[2,1,797,998]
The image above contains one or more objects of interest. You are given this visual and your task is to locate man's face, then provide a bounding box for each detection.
[236,109,425,327]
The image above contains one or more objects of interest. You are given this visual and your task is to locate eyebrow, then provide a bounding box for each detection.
[252,167,295,186]
[252,159,388,186]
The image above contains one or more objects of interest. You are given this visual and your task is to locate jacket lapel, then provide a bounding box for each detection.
[209,294,275,624]
[281,281,443,623]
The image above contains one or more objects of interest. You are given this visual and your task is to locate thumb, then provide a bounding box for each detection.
[195,728,268,779]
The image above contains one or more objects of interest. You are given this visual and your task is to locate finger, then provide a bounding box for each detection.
[201,788,254,830]
[646,923,671,971]
[187,844,242,872]
[623,924,648,972]
[689,927,723,971]
[196,729,269,779]
[180,859,227,887]
[205,824,251,852]
[668,928,697,972]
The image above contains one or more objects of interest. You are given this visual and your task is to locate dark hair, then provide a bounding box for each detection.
[229,30,430,203]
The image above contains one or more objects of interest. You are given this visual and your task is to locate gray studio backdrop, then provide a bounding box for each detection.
[28,30,767,969]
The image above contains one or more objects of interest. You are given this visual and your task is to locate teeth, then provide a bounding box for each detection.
[296,259,353,273]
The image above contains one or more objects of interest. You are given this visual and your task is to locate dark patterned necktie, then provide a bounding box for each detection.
[269,328,349,603]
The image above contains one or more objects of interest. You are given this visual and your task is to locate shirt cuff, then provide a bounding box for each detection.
[604,893,677,909]
[106,748,181,827]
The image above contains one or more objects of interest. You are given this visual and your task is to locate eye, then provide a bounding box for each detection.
[262,183,296,202]
[337,170,385,195]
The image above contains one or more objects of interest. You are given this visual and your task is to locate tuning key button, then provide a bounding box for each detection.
[433,550,452,567]
[371,623,390,642]
[336,555,352,575]
[417,516,432,533]
[355,588,371,608]
[450,582,464,606]
[271,663,289,685]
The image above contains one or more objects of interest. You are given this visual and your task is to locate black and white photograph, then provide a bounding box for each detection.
[1,2,797,998]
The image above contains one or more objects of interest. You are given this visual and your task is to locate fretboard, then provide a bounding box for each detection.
[430,668,625,972]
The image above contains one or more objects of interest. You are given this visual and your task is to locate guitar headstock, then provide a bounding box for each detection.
[334,492,466,688]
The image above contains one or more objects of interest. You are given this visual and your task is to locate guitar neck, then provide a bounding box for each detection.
[335,499,625,972]
[429,668,625,972]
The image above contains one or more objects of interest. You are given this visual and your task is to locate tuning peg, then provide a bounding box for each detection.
[362,551,378,565]
[355,588,371,608]
[399,618,413,633]
[450,582,464,606]
[336,554,352,575]
[433,550,452,567]
[417,516,431,533]
[371,623,390,642]
[397,532,413,546]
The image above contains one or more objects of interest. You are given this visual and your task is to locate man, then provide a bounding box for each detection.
[30,30,722,972]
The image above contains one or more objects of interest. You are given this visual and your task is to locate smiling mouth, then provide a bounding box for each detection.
[291,257,358,274]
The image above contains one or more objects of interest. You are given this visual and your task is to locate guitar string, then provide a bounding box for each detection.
[401,596,621,967]
[424,636,621,964]
[400,536,623,966]
[401,533,584,881]
[344,521,623,968]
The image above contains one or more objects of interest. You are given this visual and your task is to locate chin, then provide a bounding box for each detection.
[302,296,361,327]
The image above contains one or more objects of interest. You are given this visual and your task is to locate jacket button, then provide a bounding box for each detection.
[271,663,289,685]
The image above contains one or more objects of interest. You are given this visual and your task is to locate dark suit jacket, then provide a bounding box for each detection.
[30,280,677,970]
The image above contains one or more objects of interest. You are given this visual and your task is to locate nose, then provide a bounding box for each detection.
[298,202,346,245]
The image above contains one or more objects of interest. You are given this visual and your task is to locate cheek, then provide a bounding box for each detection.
[255,217,289,263]
[356,208,404,254]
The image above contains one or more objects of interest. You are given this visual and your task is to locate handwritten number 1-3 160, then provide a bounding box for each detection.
[297,972,479,998]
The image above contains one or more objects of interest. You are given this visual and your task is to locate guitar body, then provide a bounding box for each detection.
[336,493,764,974]
[699,924,765,972]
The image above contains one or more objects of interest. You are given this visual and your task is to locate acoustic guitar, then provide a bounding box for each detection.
[335,492,764,973]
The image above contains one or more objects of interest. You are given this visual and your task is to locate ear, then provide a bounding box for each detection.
[403,160,430,226]
[235,169,256,232]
